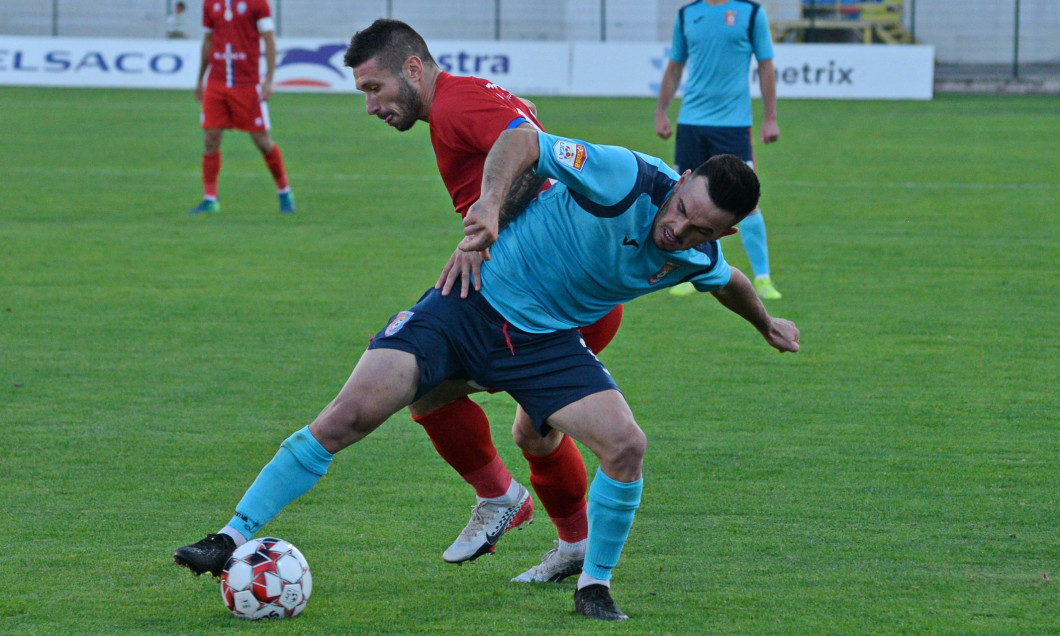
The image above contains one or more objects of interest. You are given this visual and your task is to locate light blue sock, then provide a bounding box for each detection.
[228,426,333,540]
[582,468,643,581]
[738,210,771,278]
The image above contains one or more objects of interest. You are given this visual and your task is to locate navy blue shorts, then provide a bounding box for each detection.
[368,287,620,435]
[674,124,754,173]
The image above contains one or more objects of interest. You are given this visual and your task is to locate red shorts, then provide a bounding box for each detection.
[201,83,270,132]
[578,304,623,354]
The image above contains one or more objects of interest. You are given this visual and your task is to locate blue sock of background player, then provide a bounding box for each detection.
[738,211,771,279]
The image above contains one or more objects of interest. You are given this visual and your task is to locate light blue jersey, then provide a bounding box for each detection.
[670,0,774,127]
[479,132,732,333]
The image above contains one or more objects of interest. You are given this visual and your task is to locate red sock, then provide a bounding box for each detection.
[262,144,289,191]
[202,152,221,198]
[412,397,511,499]
[524,435,587,542]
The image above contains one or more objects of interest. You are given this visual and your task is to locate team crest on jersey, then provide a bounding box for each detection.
[726,10,737,26]
[648,263,679,285]
[552,139,586,171]
[384,311,414,336]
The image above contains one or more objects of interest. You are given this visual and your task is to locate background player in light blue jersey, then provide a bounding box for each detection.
[655,0,783,300]
[174,127,799,622]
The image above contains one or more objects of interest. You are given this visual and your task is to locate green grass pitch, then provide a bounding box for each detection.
[1,86,1057,634]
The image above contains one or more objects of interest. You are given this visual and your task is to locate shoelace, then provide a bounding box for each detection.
[456,501,492,541]
[527,550,559,576]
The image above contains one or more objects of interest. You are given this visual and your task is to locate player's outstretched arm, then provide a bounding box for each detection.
[460,127,541,253]
[710,268,800,353]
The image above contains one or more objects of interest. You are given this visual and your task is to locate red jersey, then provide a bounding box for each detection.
[429,73,545,217]
[202,0,273,87]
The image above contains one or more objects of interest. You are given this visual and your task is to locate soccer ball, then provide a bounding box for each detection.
[220,537,312,619]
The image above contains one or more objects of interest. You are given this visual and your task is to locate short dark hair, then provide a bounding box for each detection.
[344,19,437,74]
[690,154,760,221]
[175,1,186,9]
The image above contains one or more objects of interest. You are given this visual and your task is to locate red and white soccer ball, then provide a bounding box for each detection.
[220,537,312,620]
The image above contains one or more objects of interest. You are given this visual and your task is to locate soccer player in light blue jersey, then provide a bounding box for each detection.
[175,127,800,622]
[656,0,783,300]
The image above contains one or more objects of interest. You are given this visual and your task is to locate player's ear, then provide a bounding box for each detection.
[672,169,692,192]
[404,56,423,80]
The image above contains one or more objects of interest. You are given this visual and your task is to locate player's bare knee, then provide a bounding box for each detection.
[408,380,474,417]
[407,396,452,418]
[203,129,223,153]
[514,422,561,456]
[619,427,647,465]
[311,400,379,451]
[251,132,275,154]
[601,425,646,480]
[511,419,532,450]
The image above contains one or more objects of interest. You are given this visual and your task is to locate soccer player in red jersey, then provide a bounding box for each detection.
[342,19,624,581]
[189,0,294,214]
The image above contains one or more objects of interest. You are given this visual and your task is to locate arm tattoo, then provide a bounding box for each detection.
[497,166,546,229]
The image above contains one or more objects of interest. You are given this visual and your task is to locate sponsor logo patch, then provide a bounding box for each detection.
[384,311,414,336]
[648,263,679,285]
[552,139,586,171]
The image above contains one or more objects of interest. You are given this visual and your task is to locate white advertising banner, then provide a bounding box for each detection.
[0,36,933,100]
[764,43,935,99]
[572,42,935,99]
[412,40,571,96]
[263,39,569,95]
[0,36,201,88]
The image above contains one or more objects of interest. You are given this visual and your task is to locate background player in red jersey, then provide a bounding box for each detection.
[343,19,624,582]
[189,0,294,215]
